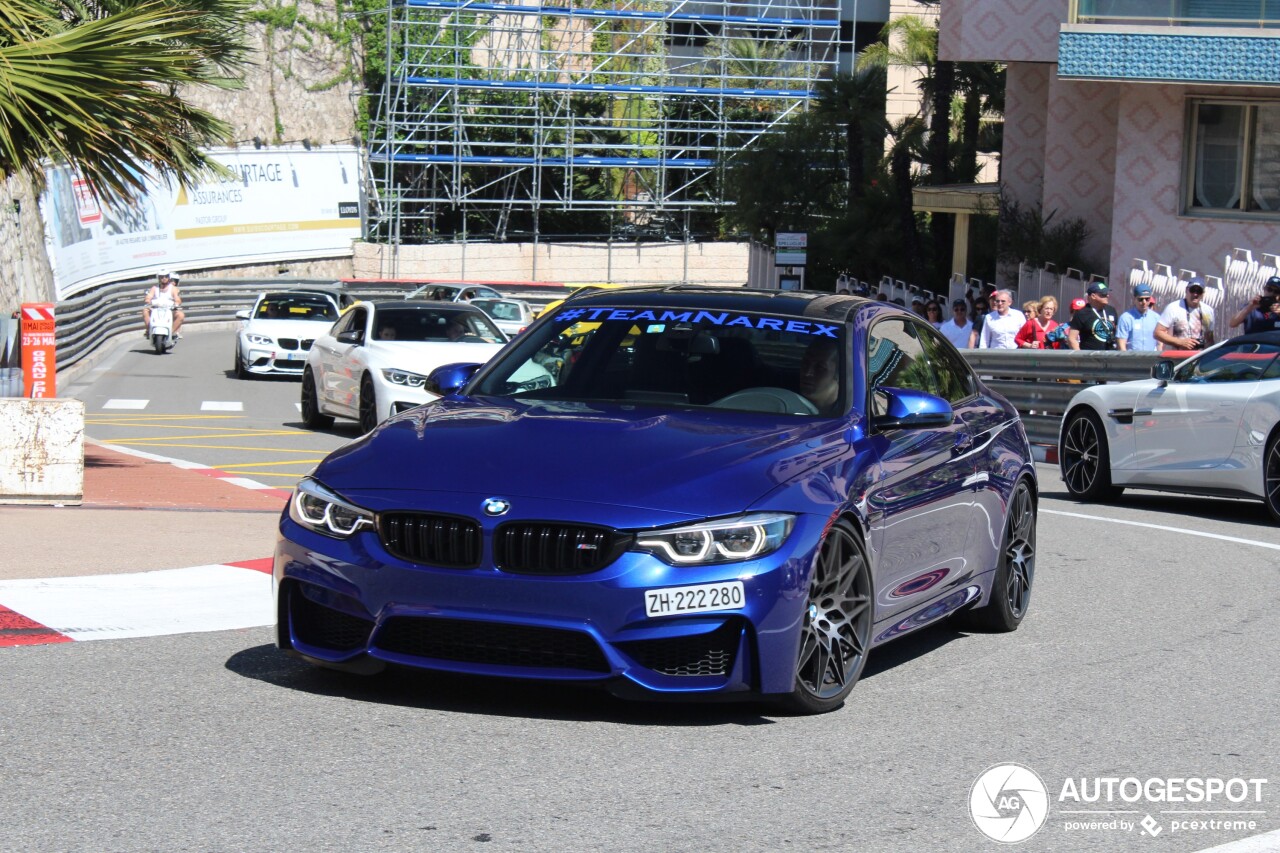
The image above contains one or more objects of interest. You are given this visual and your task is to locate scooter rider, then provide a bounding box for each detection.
[143,270,184,339]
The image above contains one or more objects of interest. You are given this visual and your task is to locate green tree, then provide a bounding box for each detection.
[812,65,887,206]
[0,0,251,204]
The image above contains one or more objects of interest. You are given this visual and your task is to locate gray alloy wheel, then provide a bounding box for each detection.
[776,519,872,715]
[957,479,1036,633]
[1265,432,1280,524]
[1060,409,1122,501]
[300,369,334,429]
[359,374,379,434]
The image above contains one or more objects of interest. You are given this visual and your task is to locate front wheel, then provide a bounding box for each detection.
[359,374,380,434]
[152,333,166,355]
[955,478,1036,633]
[1060,409,1122,501]
[774,519,872,715]
[300,369,334,429]
[1264,431,1280,524]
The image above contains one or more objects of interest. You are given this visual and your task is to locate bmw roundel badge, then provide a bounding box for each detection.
[482,498,511,517]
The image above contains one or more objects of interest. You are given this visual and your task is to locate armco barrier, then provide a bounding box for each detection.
[961,349,1175,447]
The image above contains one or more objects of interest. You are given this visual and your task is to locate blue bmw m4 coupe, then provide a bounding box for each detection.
[274,286,1037,714]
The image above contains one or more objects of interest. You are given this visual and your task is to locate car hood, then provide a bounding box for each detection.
[313,398,850,520]
[363,340,504,369]
[243,319,336,337]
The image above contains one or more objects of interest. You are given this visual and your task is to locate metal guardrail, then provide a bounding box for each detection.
[52,278,569,372]
[962,349,1172,446]
[47,279,1175,448]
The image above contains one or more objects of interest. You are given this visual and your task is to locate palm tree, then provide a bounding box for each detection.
[813,65,887,205]
[0,0,250,205]
[885,116,926,283]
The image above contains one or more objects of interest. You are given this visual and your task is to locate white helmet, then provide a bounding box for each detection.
[161,270,180,281]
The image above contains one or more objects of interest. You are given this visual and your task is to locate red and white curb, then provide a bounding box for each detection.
[0,558,273,648]
[97,442,294,501]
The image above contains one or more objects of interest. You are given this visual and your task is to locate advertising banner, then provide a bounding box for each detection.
[19,303,56,398]
[41,146,361,300]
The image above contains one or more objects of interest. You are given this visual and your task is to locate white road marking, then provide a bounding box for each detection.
[103,399,148,409]
[201,401,244,411]
[220,476,272,490]
[295,403,302,411]
[1043,508,1280,552]
[0,565,272,640]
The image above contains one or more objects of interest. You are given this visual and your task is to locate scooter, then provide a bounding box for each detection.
[149,295,177,354]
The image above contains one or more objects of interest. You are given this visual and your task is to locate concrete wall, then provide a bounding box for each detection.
[353,241,752,286]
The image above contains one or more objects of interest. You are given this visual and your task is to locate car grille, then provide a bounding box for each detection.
[289,587,375,652]
[617,620,742,677]
[379,512,482,568]
[494,522,629,575]
[277,338,315,351]
[376,617,610,673]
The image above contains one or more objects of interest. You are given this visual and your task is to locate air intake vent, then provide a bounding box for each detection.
[376,617,610,673]
[379,512,482,568]
[494,522,629,575]
[289,588,374,652]
[617,620,742,677]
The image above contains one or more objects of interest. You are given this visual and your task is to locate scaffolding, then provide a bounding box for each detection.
[366,0,843,242]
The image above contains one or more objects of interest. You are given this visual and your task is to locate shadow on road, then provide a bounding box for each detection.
[225,643,781,726]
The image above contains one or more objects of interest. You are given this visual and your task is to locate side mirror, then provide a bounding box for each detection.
[425,362,483,397]
[336,329,362,345]
[1151,360,1174,384]
[235,309,250,321]
[871,387,954,432]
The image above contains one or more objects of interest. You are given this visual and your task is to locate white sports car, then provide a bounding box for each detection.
[469,297,535,337]
[300,301,551,432]
[234,290,343,378]
[1059,331,1280,522]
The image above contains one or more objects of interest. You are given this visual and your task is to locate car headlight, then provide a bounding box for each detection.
[289,478,374,538]
[246,333,274,346]
[634,512,795,565]
[382,368,427,388]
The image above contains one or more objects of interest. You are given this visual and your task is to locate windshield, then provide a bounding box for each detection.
[375,308,506,343]
[470,305,847,416]
[256,293,339,321]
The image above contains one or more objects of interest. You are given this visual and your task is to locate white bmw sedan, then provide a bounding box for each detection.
[301,301,550,432]
[234,290,343,378]
[1059,331,1280,522]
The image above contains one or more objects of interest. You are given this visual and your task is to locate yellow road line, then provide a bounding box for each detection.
[88,415,243,422]
[223,472,308,480]
[216,459,325,469]
[105,432,300,442]
[104,441,322,452]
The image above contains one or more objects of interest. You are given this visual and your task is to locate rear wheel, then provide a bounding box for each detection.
[1265,431,1280,524]
[955,479,1036,632]
[775,520,872,715]
[1060,409,1122,501]
[300,369,334,429]
[359,374,379,433]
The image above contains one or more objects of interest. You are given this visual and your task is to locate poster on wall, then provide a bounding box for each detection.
[41,146,361,300]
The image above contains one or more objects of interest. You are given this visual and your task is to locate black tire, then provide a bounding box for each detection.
[234,344,248,379]
[300,369,334,429]
[152,333,165,355]
[359,374,379,433]
[955,478,1036,633]
[774,519,872,715]
[1059,408,1123,501]
[1265,431,1280,524]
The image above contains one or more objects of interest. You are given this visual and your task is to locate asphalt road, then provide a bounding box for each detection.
[6,327,1278,852]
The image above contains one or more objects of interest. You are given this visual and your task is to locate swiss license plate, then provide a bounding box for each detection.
[644,581,745,618]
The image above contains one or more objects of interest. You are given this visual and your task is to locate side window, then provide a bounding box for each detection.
[917,323,976,403]
[1177,343,1280,383]
[339,307,367,339]
[867,318,934,415]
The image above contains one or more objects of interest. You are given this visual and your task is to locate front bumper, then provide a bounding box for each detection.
[242,347,310,375]
[273,512,820,698]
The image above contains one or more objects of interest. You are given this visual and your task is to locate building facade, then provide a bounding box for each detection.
[940,0,1280,293]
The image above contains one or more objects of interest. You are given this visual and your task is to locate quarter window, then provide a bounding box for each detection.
[1187,100,1280,215]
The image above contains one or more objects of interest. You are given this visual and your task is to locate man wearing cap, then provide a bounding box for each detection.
[1228,276,1280,335]
[142,270,184,339]
[1067,280,1119,350]
[939,299,973,349]
[1155,277,1215,352]
[977,289,1025,349]
[1116,282,1162,352]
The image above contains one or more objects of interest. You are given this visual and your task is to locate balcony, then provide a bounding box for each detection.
[1072,1,1280,28]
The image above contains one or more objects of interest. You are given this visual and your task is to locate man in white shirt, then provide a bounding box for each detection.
[939,299,974,349]
[977,289,1025,349]
[1155,277,1216,352]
